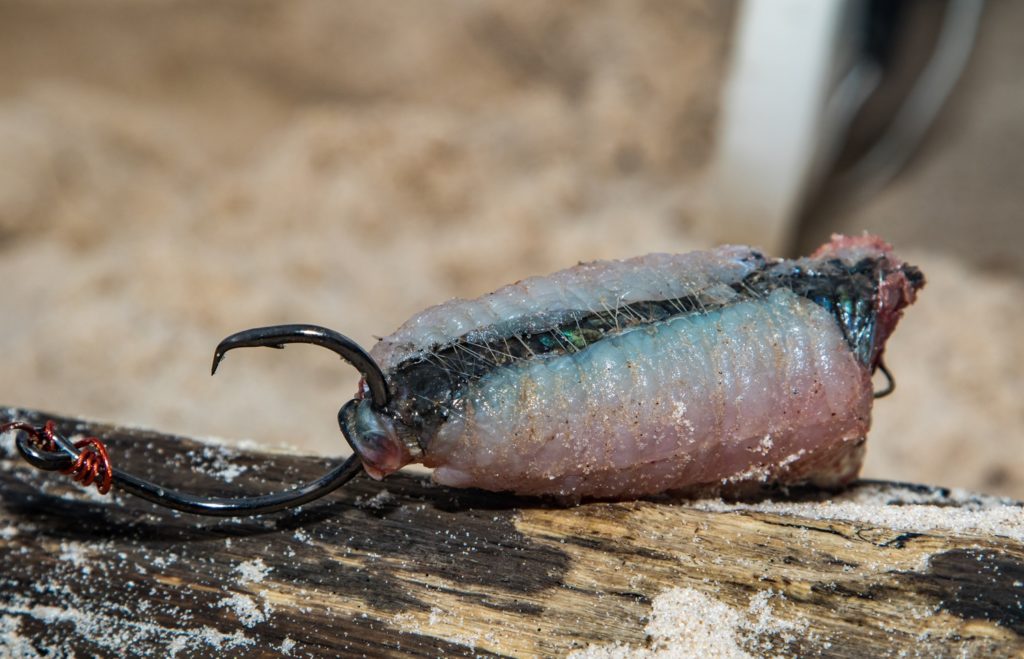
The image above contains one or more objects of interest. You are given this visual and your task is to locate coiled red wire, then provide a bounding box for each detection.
[1,420,113,495]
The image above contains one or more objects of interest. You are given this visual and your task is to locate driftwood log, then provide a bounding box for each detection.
[1,407,1023,657]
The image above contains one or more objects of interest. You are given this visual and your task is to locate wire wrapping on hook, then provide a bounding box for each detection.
[1,420,113,494]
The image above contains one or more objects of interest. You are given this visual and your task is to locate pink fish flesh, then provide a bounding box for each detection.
[348,234,923,500]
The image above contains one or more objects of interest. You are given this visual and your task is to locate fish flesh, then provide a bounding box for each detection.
[346,234,924,500]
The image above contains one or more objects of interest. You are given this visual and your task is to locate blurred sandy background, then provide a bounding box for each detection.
[1,1,1021,497]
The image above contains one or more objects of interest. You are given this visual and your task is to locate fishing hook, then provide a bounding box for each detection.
[2,324,389,516]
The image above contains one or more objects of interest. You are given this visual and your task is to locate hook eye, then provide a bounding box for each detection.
[15,433,73,472]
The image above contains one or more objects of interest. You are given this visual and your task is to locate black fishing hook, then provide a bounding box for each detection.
[2,324,388,516]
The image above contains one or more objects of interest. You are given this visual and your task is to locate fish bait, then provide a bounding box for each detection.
[2,234,923,513]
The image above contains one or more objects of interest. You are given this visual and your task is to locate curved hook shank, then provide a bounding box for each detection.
[113,453,365,516]
[211,324,390,408]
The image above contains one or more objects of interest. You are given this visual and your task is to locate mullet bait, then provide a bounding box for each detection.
[3,234,922,514]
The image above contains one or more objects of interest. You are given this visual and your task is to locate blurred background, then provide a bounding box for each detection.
[1,0,1021,496]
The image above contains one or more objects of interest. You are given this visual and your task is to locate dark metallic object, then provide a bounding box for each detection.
[2,325,376,516]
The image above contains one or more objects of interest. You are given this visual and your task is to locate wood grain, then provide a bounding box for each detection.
[1,407,1022,657]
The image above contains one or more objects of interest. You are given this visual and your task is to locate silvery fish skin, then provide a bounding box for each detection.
[354,235,924,500]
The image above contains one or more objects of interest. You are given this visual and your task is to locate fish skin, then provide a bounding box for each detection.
[370,246,764,373]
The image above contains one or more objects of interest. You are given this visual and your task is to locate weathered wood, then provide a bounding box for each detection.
[1,407,1023,657]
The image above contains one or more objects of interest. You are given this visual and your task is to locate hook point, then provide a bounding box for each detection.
[210,352,223,376]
